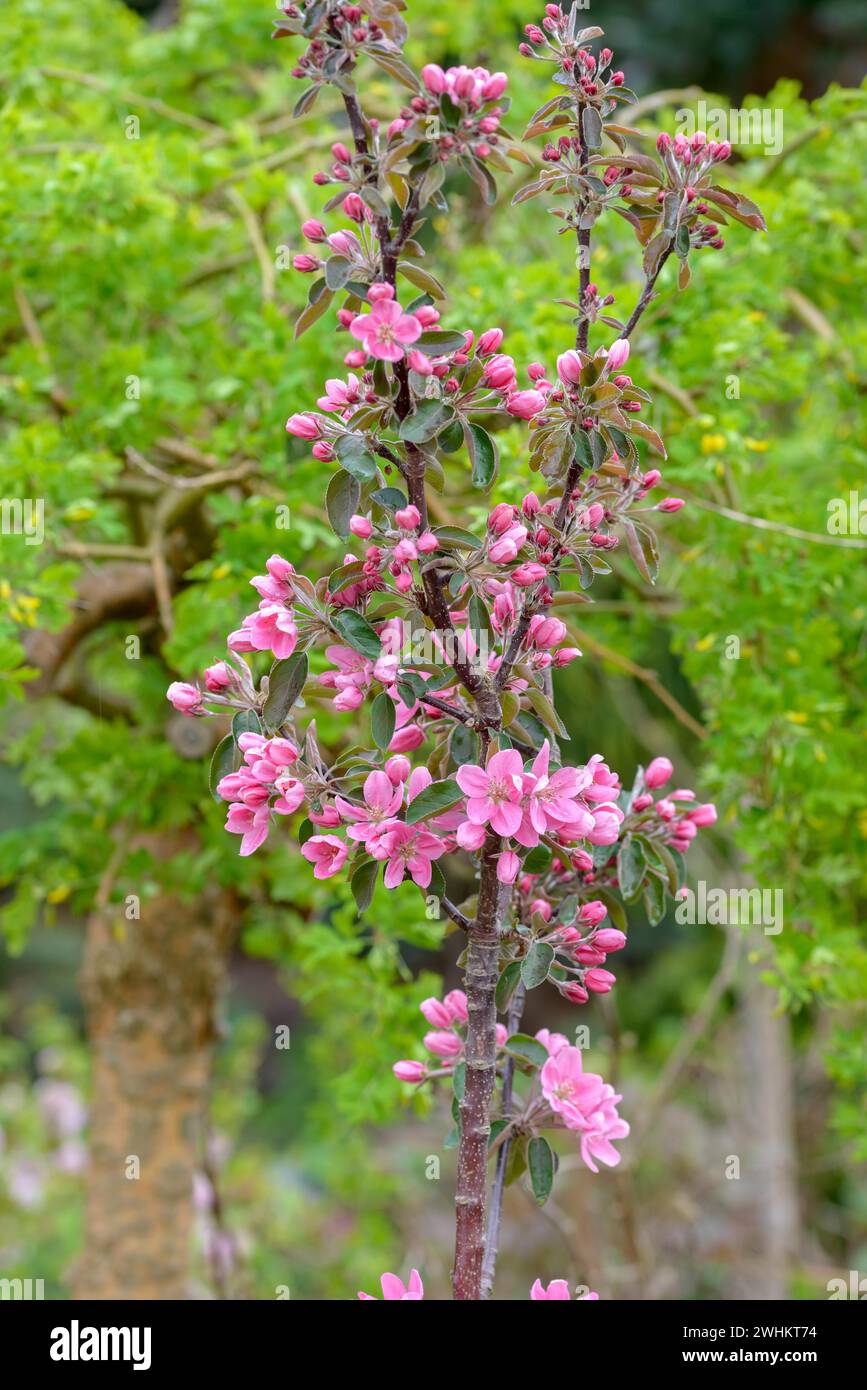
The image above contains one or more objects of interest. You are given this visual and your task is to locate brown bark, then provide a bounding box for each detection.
[453,832,503,1300]
[74,831,236,1300]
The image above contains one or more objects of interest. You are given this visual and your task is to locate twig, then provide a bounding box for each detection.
[568,624,708,740]
[686,494,867,549]
[225,188,275,303]
[37,65,221,135]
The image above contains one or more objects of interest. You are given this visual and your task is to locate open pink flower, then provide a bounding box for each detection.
[456,748,524,837]
[350,299,422,362]
[358,1269,424,1301]
[579,1084,630,1173]
[540,1044,606,1130]
[334,771,402,844]
[372,822,447,889]
[530,1278,571,1300]
[235,604,298,660]
[301,834,349,880]
[225,804,270,857]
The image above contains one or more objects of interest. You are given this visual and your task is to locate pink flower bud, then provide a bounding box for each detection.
[564,982,589,1005]
[292,254,320,273]
[416,531,439,553]
[606,338,630,370]
[421,63,447,94]
[556,349,583,385]
[443,989,469,1023]
[424,1029,463,1060]
[167,681,202,714]
[593,928,627,952]
[530,898,552,921]
[553,647,581,666]
[302,219,327,242]
[657,497,685,513]
[645,756,673,789]
[497,850,520,884]
[584,968,616,994]
[286,412,322,439]
[482,72,508,100]
[395,504,421,530]
[204,662,232,692]
[393,1060,428,1083]
[579,900,608,926]
[420,997,452,1028]
[642,469,662,488]
[688,802,717,826]
[632,792,653,812]
[506,389,546,419]
[656,132,672,152]
[349,515,373,539]
[384,754,411,785]
[311,440,334,460]
[367,281,395,303]
[407,349,433,375]
[477,327,504,356]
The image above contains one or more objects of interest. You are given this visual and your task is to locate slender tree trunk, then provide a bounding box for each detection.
[453,833,503,1300]
[736,965,800,1299]
[74,831,236,1300]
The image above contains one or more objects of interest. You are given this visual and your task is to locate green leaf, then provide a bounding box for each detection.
[523,844,552,875]
[262,652,308,731]
[432,525,481,550]
[398,399,455,443]
[405,777,463,825]
[335,433,378,481]
[582,106,603,149]
[504,1135,528,1187]
[506,1033,549,1068]
[464,421,498,490]
[332,609,382,659]
[521,941,555,989]
[496,960,522,1011]
[452,1061,466,1100]
[350,858,379,913]
[398,261,447,300]
[617,835,647,901]
[371,690,396,751]
[528,1136,555,1205]
[371,487,407,513]
[324,255,353,290]
[209,734,237,801]
[643,872,667,926]
[232,709,262,742]
[416,329,468,354]
[326,469,361,538]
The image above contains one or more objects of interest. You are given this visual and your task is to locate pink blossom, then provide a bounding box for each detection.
[688,802,717,826]
[584,967,616,994]
[349,514,373,539]
[606,338,630,370]
[535,1028,571,1056]
[225,804,270,857]
[586,805,624,845]
[241,604,298,660]
[167,681,203,715]
[358,1269,424,1301]
[373,822,447,889]
[530,1278,571,1300]
[443,989,469,1023]
[497,850,520,884]
[393,1060,428,1083]
[556,350,583,385]
[645,756,673,789]
[395,504,421,529]
[420,997,452,1028]
[541,1045,606,1129]
[488,523,528,564]
[285,412,322,439]
[350,298,422,362]
[335,771,402,844]
[301,834,349,879]
[424,1029,463,1060]
[477,327,504,355]
[507,389,546,419]
[579,1084,630,1173]
[456,748,525,836]
[594,928,627,952]
[204,662,232,692]
[578,901,608,927]
[657,497,685,512]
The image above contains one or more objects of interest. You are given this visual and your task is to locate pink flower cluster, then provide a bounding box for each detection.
[519,8,626,99]
[538,1034,629,1173]
[393,988,508,1083]
[385,64,508,165]
[218,732,303,857]
[631,755,717,854]
[358,1269,598,1300]
[455,741,623,884]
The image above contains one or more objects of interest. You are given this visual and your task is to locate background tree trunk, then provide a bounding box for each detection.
[736,965,800,1298]
[74,831,235,1300]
